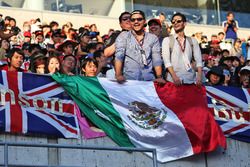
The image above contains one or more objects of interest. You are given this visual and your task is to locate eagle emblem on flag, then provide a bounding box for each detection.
[128,101,167,129]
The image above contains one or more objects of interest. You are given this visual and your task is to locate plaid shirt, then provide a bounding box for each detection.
[115,30,162,81]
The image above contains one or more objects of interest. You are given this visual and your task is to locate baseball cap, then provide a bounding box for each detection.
[131,10,145,19]
[23,31,31,38]
[148,18,161,27]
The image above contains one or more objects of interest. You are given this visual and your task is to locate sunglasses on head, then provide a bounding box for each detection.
[130,18,144,22]
[171,19,183,24]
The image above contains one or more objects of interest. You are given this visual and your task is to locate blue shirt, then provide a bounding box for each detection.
[115,31,162,81]
[222,20,238,40]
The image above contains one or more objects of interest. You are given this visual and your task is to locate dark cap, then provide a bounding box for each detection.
[78,28,90,38]
[148,18,161,27]
[131,10,145,19]
[206,66,225,83]
[35,30,43,37]
[52,29,62,37]
[22,42,30,50]
[57,40,78,51]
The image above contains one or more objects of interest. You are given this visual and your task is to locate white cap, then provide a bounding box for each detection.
[240,66,250,72]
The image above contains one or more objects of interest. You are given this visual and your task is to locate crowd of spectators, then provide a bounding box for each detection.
[0,10,249,88]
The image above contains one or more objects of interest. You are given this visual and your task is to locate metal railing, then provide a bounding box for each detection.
[0,142,158,167]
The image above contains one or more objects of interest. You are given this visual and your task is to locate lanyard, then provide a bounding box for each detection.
[132,31,147,66]
[177,36,186,52]
[132,31,145,48]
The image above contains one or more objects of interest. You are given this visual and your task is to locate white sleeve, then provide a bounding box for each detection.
[192,38,203,67]
[162,37,172,68]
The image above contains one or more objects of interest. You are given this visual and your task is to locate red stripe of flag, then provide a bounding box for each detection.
[26,84,60,96]
[7,72,23,132]
[156,82,226,154]
[224,124,249,135]
[36,110,78,134]
[207,91,237,108]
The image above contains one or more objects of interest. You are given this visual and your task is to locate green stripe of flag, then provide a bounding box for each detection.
[52,73,134,147]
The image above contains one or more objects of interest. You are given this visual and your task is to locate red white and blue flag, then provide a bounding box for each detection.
[0,71,79,138]
[206,86,250,143]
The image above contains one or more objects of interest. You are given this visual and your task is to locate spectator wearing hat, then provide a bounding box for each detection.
[47,29,64,56]
[115,10,165,84]
[0,48,26,72]
[104,11,132,57]
[60,54,77,75]
[21,42,31,70]
[29,51,46,74]
[23,31,32,43]
[239,66,250,88]
[57,39,78,57]
[76,28,91,57]
[246,60,250,66]
[148,18,163,47]
[205,66,225,86]
[35,30,46,49]
[219,56,234,72]
[40,23,51,44]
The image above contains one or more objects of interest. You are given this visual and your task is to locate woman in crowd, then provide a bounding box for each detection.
[29,51,46,74]
[239,66,250,88]
[45,55,61,74]
[230,38,242,58]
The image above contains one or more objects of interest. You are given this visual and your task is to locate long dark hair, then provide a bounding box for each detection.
[45,55,61,74]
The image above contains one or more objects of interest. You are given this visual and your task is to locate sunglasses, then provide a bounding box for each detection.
[121,17,130,21]
[130,18,144,22]
[171,20,183,24]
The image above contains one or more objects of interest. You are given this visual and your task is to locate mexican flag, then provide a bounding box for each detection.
[52,73,226,163]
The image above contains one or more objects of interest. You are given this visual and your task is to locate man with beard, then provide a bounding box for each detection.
[162,13,202,86]
[114,10,165,84]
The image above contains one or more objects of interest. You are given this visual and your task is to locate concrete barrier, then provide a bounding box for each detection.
[0,133,249,167]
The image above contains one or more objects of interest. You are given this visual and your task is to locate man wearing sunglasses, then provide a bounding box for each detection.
[162,12,202,86]
[114,10,165,84]
[104,11,132,57]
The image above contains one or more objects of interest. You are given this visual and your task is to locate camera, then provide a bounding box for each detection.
[89,31,99,38]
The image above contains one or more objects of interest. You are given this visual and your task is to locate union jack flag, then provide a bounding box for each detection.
[0,71,79,138]
[206,86,250,142]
